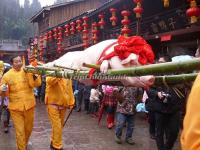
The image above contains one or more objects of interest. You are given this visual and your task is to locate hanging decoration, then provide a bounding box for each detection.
[162,0,169,7]
[110,8,117,26]
[48,30,53,41]
[76,19,82,32]
[44,33,48,41]
[57,27,63,53]
[98,14,105,29]
[64,24,70,36]
[133,0,143,18]
[121,10,131,37]
[37,35,44,61]
[186,0,200,24]
[82,16,89,48]
[57,27,63,41]
[92,22,98,44]
[28,38,35,64]
[70,22,76,35]
[53,28,58,40]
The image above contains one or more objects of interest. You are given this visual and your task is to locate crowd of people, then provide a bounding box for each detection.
[0,45,200,150]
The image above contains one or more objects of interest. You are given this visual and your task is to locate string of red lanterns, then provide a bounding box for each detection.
[39,35,44,60]
[92,22,98,44]
[76,19,82,32]
[64,24,70,36]
[121,10,131,37]
[133,0,143,18]
[98,14,105,29]
[57,27,63,53]
[48,30,53,41]
[53,28,58,40]
[82,16,89,48]
[70,22,76,35]
[186,0,200,24]
[110,8,117,26]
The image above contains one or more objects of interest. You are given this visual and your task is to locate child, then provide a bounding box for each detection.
[100,85,117,129]
[0,94,10,133]
[0,67,11,133]
[89,87,101,117]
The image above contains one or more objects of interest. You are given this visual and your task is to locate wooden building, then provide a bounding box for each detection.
[30,0,200,62]
[30,0,108,33]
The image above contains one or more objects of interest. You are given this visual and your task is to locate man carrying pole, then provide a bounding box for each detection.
[0,55,41,150]
[45,76,75,150]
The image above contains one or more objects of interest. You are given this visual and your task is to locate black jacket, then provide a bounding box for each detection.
[145,86,184,114]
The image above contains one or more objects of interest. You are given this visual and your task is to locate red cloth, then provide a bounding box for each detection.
[89,35,155,79]
[110,35,155,65]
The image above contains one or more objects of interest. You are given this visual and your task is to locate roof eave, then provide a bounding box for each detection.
[30,7,50,23]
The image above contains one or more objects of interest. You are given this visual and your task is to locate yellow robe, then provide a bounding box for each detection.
[45,77,75,149]
[0,68,41,111]
[181,73,200,150]
[45,77,75,107]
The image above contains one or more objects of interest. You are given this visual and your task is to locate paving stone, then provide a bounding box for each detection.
[0,103,181,150]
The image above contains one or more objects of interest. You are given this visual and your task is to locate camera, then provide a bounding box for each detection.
[161,93,171,103]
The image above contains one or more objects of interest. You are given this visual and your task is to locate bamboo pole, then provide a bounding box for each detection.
[53,64,79,71]
[82,59,200,76]
[24,66,199,85]
[155,73,198,85]
[24,66,90,79]
[82,63,100,70]
[106,58,200,76]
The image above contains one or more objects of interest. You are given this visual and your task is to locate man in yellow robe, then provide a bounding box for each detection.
[45,77,75,150]
[0,55,41,150]
[181,73,200,150]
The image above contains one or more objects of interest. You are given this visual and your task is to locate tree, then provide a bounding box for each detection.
[31,0,41,14]
[0,0,41,45]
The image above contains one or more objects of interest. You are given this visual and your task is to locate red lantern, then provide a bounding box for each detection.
[133,0,143,18]
[82,16,89,48]
[70,22,76,34]
[64,24,70,36]
[186,0,200,24]
[110,8,118,26]
[76,19,82,32]
[98,14,105,29]
[121,10,131,37]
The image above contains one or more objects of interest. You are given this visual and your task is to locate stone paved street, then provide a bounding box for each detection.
[0,103,181,150]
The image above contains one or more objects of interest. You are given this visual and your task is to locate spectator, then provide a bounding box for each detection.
[83,85,92,114]
[146,56,184,150]
[0,67,11,133]
[100,85,117,129]
[89,86,101,116]
[115,87,142,145]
